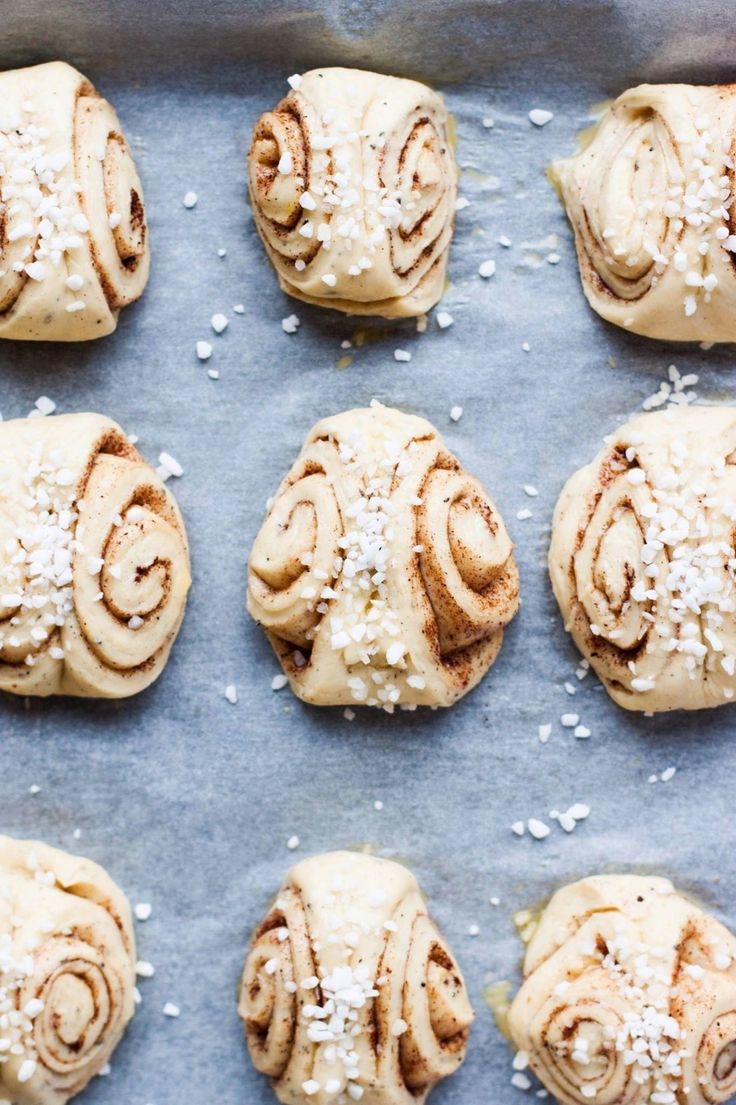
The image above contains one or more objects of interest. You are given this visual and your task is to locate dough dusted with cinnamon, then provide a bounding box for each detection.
[0,835,136,1104]
[247,403,519,709]
[248,67,458,317]
[550,406,736,712]
[0,412,190,698]
[553,83,736,342]
[0,61,149,340]
[509,874,736,1105]
[239,850,473,1104]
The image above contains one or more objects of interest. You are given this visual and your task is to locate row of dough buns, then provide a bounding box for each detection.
[5,400,735,717]
[10,64,736,345]
[7,839,734,1105]
[3,396,735,718]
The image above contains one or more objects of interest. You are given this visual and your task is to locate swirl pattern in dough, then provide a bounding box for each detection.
[0,61,149,341]
[0,835,136,1105]
[0,411,191,698]
[248,67,458,318]
[239,850,473,1105]
[550,406,736,712]
[553,83,736,341]
[247,403,519,709]
[509,874,736,1105]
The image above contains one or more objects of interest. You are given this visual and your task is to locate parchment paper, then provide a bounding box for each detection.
[1,2,735,1102]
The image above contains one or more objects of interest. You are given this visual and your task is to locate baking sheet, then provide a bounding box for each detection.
[2,1,736,1102]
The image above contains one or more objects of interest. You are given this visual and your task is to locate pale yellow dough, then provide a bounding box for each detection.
[0,412,191,698]
[247,403,519,709]
[248,67,458,317]
[509,874,736,1105]
[239,850,473,1105]
[0,61,149,341]
[550,406,736,712]
[554,83,736,341]
[0,835,136,1105]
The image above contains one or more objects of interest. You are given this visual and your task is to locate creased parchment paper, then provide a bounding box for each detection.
[1,2,736,1102]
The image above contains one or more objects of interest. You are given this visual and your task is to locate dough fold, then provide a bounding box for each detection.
[0,412,191,698]
[0,60,149,341]
[550,407,736,712]
[247,403,519,709]
[238,850,473,1105]
[509,874,736,1105]
[0,835,136,1105]
[247,67,458,317]
[553,83,736,341]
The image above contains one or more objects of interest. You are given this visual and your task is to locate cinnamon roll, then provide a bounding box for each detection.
[0,834,136,1105]
[550,406,736,712]
[247,403,519,709]
[509,874,736,1105]
[0,61,149,341]
[238,850,473,1104]
[553,83,736,342]
[0,412,191,698]
[247,67,458,318]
